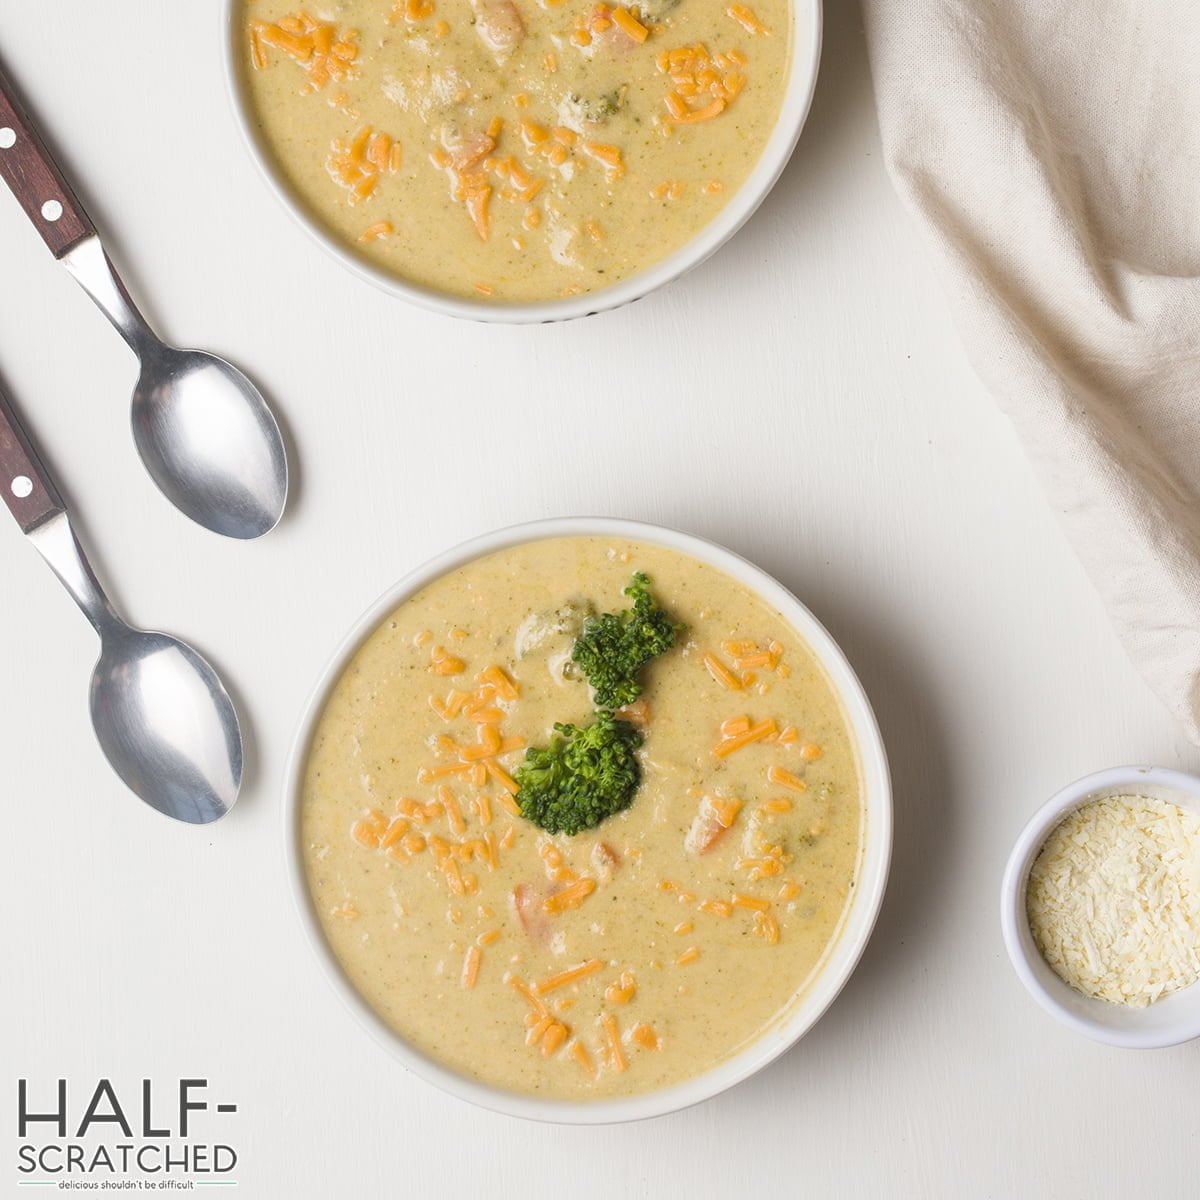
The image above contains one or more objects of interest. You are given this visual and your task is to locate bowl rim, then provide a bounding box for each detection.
[282,516,891,1123]
[221,0,823,324]
[999,764,1200,1049]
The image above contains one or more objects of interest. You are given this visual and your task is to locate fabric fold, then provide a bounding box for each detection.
[862,0,1200,740]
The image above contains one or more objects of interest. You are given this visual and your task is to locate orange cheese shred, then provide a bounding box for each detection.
[612,7,649,42]
[439,786,467,835]
[713,718,778,758]
[486,761,520,794]
[461,945,482,989]
[357,220,393,242]
[671,97,726,124]
[541,1021,569,1056]
[351,820,380,849]
[604,970,637,1005]
[507,973,550,1019]
[754,911,781,944]
[535,959,605,994]
[430,645,467,675]
[544,878,597,913]
[478,664,520,700]
[601,1013,627,1072]
[726,3,769,34]
[379,817,410,849]
[703,652,743,692]
[766,765,808,793]
[630,1023,660,1051]
[571,1040,597,1078]
[580,141,625,181]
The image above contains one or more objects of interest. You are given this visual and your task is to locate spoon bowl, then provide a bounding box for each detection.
[90,626,243,824]
[132,345,288,540]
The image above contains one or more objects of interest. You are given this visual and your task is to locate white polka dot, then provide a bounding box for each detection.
[11,475,33,499]
[0,128,15,149]
[41,199,63,222]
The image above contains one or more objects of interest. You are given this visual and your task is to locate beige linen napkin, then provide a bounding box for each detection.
[861,0,1200,739]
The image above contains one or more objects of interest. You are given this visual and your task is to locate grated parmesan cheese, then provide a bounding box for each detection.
[1026,795,1200,1007]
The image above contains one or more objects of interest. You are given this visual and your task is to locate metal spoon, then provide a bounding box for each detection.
[0,63,287,540]
[0,383,242,823]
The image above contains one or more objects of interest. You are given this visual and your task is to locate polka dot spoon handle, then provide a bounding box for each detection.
[0,61,94,259]
[0,381,64,534]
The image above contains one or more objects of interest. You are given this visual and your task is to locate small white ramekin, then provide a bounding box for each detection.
[222,2,822,323]
[284,516,891,1122]
[1000,765,1200,1049]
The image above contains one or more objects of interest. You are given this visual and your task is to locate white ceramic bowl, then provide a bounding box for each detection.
[284,516,892,1122]
[222,2,822,323]
[1000,765,1200,1049]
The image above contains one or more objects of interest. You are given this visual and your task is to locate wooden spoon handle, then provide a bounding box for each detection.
[0,383,64,533]
[0,60,95,258]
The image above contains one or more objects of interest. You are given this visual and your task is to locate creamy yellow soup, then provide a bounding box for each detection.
[241,0,791,300]
[302,537,862,1098]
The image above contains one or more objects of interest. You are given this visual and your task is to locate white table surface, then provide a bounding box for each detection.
[3,3,1198,1196]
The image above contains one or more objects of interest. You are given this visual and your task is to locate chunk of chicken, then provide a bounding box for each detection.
[591,841,620,880]
[511,882,553,944]
[685,796,743,855]
[470,0,525,59]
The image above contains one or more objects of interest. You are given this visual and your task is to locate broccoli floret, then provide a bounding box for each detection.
[515,713,643,835]
[571,573,683,709]
[563,88,627,124]
[634,0,681,20]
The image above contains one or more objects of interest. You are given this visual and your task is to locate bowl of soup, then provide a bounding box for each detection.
[224,0,821,320]
[285,517,891,1121]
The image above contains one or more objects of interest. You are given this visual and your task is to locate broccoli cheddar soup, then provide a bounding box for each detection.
[302,537,863,1099]
[241,0,792,301]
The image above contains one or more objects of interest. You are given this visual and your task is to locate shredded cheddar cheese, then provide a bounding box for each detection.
[601,1013,627,1071]
[571,1040,597,1077]
[544,878,597,912]
[703,652,744,691]
[392,0,435,22]
[657,43,745,124]
[612,7,650,42]
[250,13,359,90]
[536,959,604,994]
[327,126,402,204]
[630,1023,660,1050]
[358,220,394,242]
[753,911,781,944]
[726,3,769,35]
[579,141,625,182]
[461,945,482,988]
[605,970,637,1005]
[713,717,778,758]
[430,644,466,675]
[767,764,808,793]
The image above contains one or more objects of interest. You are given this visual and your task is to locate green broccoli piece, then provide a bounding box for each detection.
[565,88,628,123]
[571,573,683,709]
[634,0,681,19]
[514,713,643,835]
